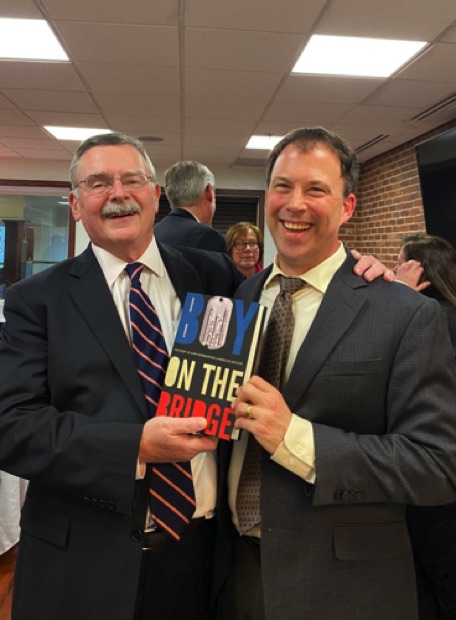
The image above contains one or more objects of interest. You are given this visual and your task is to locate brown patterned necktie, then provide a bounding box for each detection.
[236,275,306,534]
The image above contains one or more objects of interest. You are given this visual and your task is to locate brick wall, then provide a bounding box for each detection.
[340,118,456,268]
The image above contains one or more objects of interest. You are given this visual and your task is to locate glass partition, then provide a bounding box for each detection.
[0,182,73,298]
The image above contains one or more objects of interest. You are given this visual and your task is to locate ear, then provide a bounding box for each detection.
[205,183,214,203]
[153,183,161,212]
[69,191,81,222]
[341,193,356,224]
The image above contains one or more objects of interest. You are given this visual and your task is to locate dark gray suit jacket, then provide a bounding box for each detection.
[154,208,227,252]
[0,242,243,620]
[215,251,456,620]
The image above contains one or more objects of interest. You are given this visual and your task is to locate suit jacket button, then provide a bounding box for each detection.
[356,492,364,501]
[341,491,349,502]
[130,529,143,543]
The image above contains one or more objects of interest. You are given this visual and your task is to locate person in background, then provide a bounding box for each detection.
[154,160,227,252]
[395,233,456,354]
[395,233,456,620]
[214,127,456,620]
[225,222,264,278]
[0,132,244,620]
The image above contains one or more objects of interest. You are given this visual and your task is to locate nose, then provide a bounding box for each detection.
[108,177,130,201]
[287,187,307,212]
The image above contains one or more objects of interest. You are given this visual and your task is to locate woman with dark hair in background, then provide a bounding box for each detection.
[395,233,456,620]
[225,222,264,278]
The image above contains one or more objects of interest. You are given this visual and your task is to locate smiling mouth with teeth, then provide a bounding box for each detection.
[283,222,311,230]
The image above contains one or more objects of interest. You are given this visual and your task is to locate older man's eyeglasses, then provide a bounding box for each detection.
[73,173,153,195]
[233,241,259,250]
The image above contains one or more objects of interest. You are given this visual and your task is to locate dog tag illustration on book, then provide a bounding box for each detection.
[199,296,233,349]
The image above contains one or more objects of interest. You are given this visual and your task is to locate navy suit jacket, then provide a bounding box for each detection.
[215,251,456,620]
[0,242,243,620]
[154,208,227,252]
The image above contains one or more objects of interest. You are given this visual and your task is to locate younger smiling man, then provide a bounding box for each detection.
[215,127,456,620]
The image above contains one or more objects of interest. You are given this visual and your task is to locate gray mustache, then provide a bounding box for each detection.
[101,202,141,216]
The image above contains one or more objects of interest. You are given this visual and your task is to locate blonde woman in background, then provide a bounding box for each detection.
[225,222,264,278]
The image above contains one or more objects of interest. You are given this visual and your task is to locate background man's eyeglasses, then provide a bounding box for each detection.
[73,173,153,195]
[233,241,259,250]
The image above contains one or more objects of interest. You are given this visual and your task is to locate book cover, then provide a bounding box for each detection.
[156,292,266,440]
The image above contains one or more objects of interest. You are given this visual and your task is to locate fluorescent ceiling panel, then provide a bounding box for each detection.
[44,126,112,141]
[246,135,284,150]
[0,19,68,61]
[293,35,427,78]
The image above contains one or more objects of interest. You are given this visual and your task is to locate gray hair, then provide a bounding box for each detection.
[266,127,359,197]
[70,132,156,188]
[164,161,215,208]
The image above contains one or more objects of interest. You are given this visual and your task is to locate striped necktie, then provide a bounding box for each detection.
[237,275,306,534]
[125,262,196,540]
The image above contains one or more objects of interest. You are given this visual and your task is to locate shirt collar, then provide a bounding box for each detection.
[91,237,166,289]
[264,242,347,295]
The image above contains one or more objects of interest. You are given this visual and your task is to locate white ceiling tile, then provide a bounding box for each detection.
[441,26,456,43]
[95,93,180,117]
[0,109,36,125]
[107,116,181,133]
[54,22,179,66]
[186,28,305,72]
[0,62,86,90]
[184,133,250,148]
[0,146,21,157]
[181,145,241,164]
[3,89,98,113]
[264,100,353,123]
[316,0,456,40]
[330,124,408,142]
[13,148,72,160]
[0,0,43,18]
[186,68,283,100]
[41,0,179,25]
[28,111,108,127]
[340,104,424,126]
[77,63,180,95]
[186,97,267,121]
[0,94,16,109]
[367,80,456,108]
[186,0,326,33]
[277,75,382,103]
[398,43,456,82]
[185,118,256,135]
[0,137,65,150]
[0,125,50,139]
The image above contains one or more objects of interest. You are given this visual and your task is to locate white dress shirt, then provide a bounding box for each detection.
[92,239,216,519]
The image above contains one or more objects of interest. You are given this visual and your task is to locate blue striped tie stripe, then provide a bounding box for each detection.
[126,262,195,539]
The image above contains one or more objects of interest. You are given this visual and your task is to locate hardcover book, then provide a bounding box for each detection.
[156,292,266,440]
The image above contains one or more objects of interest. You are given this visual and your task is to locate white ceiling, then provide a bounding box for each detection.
[1,0,456,171]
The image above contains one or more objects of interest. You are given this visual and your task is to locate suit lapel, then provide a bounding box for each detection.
[67,246,148,419]
[284,256,368,410]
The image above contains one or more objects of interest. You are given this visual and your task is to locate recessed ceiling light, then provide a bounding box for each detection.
[44,126,113,141]
[246,136,284,150]
[0,18,68,61]
[292,35,427,78]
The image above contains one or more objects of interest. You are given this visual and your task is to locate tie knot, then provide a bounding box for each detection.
[125,262,144,283]
[279,275,305,296]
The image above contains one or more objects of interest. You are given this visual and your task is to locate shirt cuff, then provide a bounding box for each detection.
[136,460,146,479]
[271,414,316,483]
